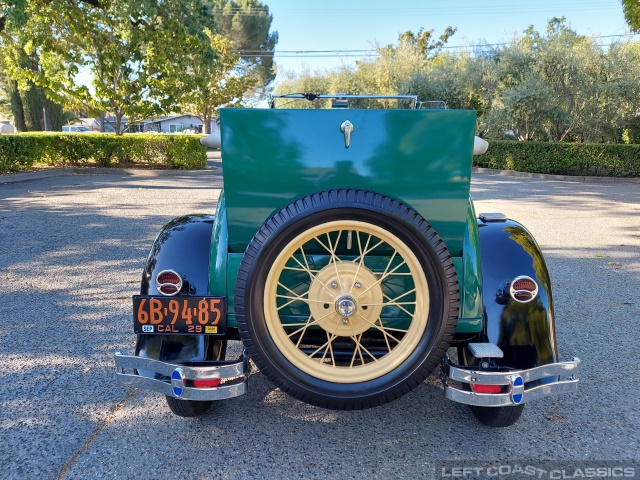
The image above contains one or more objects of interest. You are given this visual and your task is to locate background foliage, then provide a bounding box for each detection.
[276,18,640,145]
[0,133,206,172]
[0,0,277,134]
[475,141,640,177]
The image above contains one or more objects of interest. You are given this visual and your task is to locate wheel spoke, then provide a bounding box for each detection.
[382,293,416,317]
[299,245,315,277]
[282,266,320,274]
[290,253,317,280]
[350,334,364,367]
[357,257,407,298]
[286,316,320,344]
[350,334,378,363]
[322,331,337,367]
[352,236,385,266]
[289,253,337,298]
[276,282,311,311]
[376,318,392,352]
[349,233,386,293]
[315,231,345,288]
[354,312,403,345]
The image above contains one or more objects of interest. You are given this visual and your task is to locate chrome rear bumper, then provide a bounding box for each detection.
[442,356,581,407]
[114,352,249,401]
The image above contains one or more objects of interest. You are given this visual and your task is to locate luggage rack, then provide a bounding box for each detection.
[269,93,421,109]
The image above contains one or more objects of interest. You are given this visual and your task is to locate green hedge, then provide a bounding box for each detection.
[476,140,640,177]
[0,133,207,173]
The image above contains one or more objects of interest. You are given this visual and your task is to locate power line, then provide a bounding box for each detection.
[235,33,640,58]
[212,2,621,17]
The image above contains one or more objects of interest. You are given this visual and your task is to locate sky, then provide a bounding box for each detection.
[265,0,635,82]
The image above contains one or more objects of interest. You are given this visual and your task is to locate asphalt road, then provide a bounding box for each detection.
[1,164,639,480]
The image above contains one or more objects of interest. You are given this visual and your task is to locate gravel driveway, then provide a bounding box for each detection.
[1,167,638,479]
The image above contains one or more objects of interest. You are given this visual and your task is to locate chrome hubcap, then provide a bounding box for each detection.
[335,295,357,317]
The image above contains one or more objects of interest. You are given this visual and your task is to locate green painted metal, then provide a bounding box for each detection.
[220,108,477,256]
[207,195,228,299]
[454,200,484,333]
[213,194,483,333]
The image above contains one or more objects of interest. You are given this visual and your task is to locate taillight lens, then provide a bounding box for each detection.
[155,270,182,296]
[509,276,538,303]
[472,384,502,394]
[193,379,221,388]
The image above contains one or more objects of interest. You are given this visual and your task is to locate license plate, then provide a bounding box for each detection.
[133,296,226,335]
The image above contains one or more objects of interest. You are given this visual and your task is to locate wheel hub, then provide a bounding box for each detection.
[308,262,383,337]
[335,295,357,317]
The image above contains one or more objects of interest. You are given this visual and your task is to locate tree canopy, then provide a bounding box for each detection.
[0,0,277,133]
[275,19,640,144]
[622,0,640,32]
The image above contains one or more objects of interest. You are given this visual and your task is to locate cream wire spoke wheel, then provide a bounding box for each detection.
[264,221,430,383]
[236,189,459,410]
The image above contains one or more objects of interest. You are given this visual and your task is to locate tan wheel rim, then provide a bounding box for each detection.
[263,220,430,383]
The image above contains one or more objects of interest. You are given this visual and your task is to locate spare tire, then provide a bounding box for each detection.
[235,189,459,410]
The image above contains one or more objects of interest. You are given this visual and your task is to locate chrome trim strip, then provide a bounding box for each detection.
[442,357,581,407]
[114,352,248,401]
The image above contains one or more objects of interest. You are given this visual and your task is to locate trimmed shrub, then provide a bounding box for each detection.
[0,133,207,173]
[476,140,640,177]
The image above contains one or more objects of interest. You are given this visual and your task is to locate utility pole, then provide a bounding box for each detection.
[42,107,48,131]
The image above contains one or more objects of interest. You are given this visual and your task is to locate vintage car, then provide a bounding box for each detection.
[114,94,580,427]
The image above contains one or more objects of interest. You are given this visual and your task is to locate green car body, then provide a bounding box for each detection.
[213,107,482,333]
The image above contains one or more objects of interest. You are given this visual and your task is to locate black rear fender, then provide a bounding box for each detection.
[476,216,559,370]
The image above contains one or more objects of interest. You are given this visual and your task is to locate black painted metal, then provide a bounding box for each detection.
[135,215,220,365]
[475,218,559,370]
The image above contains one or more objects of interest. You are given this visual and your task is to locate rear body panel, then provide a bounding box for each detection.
[220,108,477,256]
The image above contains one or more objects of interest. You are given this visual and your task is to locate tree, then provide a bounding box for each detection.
[397,26,457,59]
[622,0,640,32]
[27,0,216,133]
[211,0,278,89]
[0,1,65,131]
[485,18,619,143]
[177,30,255,134]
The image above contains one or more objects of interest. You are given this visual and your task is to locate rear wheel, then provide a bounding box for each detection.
[166,396,214,417]
[236,189,459,410]
[469,403,524,428]
[164,339,227,417]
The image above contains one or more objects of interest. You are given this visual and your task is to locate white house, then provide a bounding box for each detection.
[141,115,218,134]
[66,114,219,134]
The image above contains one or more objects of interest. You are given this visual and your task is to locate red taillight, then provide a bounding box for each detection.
[512,278,536,291]
[472,384,502,394]
[509,275,538,303]
[157,271,181,285]
[155,269,182,296]
[158,285,178,295]
[193,379,221,388]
